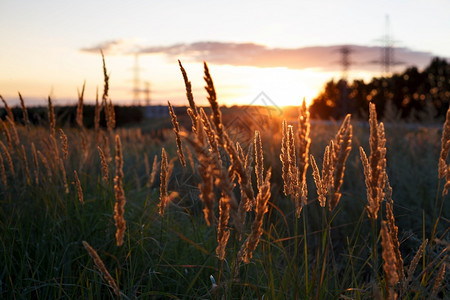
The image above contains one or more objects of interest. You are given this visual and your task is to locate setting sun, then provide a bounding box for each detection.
[242,67,329,107]
[201,65,333,108]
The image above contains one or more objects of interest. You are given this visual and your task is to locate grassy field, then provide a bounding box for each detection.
[0,61,448,299]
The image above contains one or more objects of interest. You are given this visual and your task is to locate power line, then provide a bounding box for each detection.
[338,46,353,80]
[130,53,151,106]
[371,15,405,76]
[132,54,141,104]
[144,81,151,106]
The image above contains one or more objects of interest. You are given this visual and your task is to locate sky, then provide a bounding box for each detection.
[0,0,449,107]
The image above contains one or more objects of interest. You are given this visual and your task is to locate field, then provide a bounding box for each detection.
[0,61,448,299]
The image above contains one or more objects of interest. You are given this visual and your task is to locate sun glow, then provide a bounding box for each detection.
[210,65,335,108]
[0,53,338,108]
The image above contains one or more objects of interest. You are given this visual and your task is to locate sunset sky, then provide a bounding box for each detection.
[1,0,449,107]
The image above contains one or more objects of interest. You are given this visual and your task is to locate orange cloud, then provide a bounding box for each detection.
[81,41,439,72]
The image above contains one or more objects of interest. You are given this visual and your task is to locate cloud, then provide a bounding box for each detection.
[80,39,141,55]
[81,40,439,72]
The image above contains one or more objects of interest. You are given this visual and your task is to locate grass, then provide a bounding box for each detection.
[0,60,448,299]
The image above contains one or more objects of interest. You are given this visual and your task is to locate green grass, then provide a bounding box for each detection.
[0,110,448,299]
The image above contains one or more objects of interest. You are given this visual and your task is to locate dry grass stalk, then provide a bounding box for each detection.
[199,108,222,166]
[179,64,246,237]
[0,95,14,122]
[185,144,195,171]
[178,60,198,133]
[381,221,399,299]
[101,50,109,104]
[202,82,236,173]
[37,150,52,179]
[192,127,216,226]
[298,181,308,217]
[255,131,264,189]
[238,142,254,220]
[186,108,197,133]
[94,89,102,142]
[204,88,254,215]
[297,98,311,184]
[159,148,169,216]
[280,120,290,195]
[76,81,85,128]
[58,157,69,194]
[100,52,115,132]
[82,241,121,297]
[287,125,299,196]
[41,138,55,166]
[431,262,446,297]
[18,93,30,130]
[97,146,109,183]
[202,63,256,212]
[280,121,307,216]
[328,114,352,211]
[385,176,405,281]
[361,104,386,220]
[6,116,20,148]
[148,154,159,188]
[239,170,272,264]
[182,123,216,226]
[310,154,327,207]
[216,195,231,260]
[73,170,84,205]
[234,143,243,168]
[31,142,39,185]
[444,165,450,196]
[0,141,14,176]
[224,133,255,210]
[359,146,372,209]
[0,152,7,188]
[296,99,311,214]
[204,62,224,140]
[406,239,428,283]
[106,99,116,131]
[59,129,69,160]
[21,145,31,186]
[1,120,13,151]
[194,113,205,144]
[321,144,334,196]
[306,115,352,211]
[48,96,56,137]
[100,132,112,163]
[113,135,126,246]
[182,130,241,231]
[213,140,245,232]
[199,161,215,226]
[168,101,186,167]
[438,106,450,179]
[244,142,254,181]
[99,132,110,160]
[50,134,60,163]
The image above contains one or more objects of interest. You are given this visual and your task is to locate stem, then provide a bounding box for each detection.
[159,213,164,257]
[370,219,379,277]
[431,180,445,243]
[294,201,299,298]
[303,206,309,298]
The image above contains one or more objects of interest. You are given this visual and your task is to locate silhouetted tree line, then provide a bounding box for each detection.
[0,105,144,128]
[309,57,450,121]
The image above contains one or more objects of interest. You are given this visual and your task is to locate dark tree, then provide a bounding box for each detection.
[310,57,450,121]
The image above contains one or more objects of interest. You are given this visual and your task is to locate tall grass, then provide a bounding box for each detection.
[0,58,448,299]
